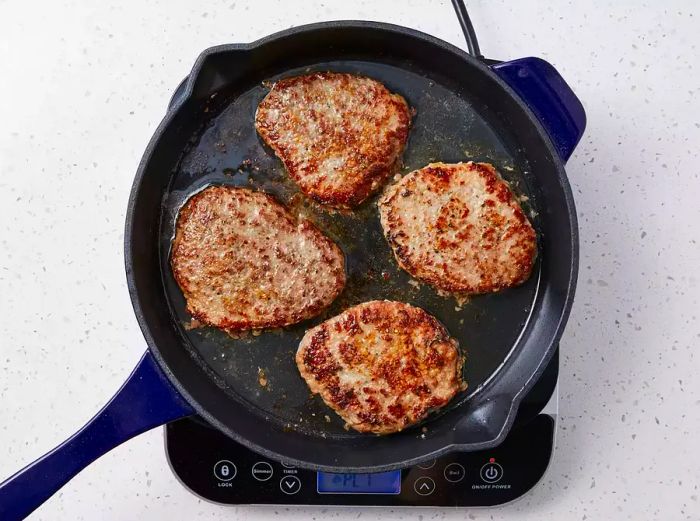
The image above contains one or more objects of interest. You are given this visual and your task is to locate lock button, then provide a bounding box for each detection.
[213,460,237,481]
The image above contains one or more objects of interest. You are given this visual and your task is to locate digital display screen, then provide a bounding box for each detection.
[316,471,402,494]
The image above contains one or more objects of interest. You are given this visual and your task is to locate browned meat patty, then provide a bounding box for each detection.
[379,162,537,296]
[296,301,464,434]
[255,72,411,208]
[171,185,346,332]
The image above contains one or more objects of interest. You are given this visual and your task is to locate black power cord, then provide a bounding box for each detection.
[451,0,483,58]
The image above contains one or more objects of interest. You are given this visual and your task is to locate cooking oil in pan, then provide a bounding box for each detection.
[159,60,540,438]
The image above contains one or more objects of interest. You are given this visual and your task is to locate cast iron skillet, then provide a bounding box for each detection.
[0,7,585,519]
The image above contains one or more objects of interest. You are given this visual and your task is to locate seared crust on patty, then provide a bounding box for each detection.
[171,186,346,332]
[379,162,537,295]
[255,72,411,208]
[296,301,464,434]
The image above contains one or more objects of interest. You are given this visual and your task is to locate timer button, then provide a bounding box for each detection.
[443,462,466,482]
[213,460,237,481]
[480,459,503,483]
[417,459,436,469]
[413,476,436,496]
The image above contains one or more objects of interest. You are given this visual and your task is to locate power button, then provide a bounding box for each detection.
[479,458,503,483]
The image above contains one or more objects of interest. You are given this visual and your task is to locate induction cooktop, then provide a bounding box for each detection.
[164,350,558,507]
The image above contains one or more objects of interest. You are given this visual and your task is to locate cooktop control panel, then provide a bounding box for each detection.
[165,414,554,507]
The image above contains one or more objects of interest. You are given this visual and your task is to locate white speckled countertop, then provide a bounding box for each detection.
[1,0,699,519]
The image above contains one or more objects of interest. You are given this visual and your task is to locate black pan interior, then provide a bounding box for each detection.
[126,23,575,471]
[159,59,540,438]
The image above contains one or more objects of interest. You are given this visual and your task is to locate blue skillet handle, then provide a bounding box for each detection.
[0,351,193,520]
[492,57,586,161]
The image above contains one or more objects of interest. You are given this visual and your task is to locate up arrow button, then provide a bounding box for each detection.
[413,476,436,496]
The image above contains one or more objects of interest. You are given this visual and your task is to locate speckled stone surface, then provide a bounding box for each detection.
[1,0,698,519]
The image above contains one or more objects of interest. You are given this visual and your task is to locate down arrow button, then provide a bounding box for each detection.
[279,475,302,495]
